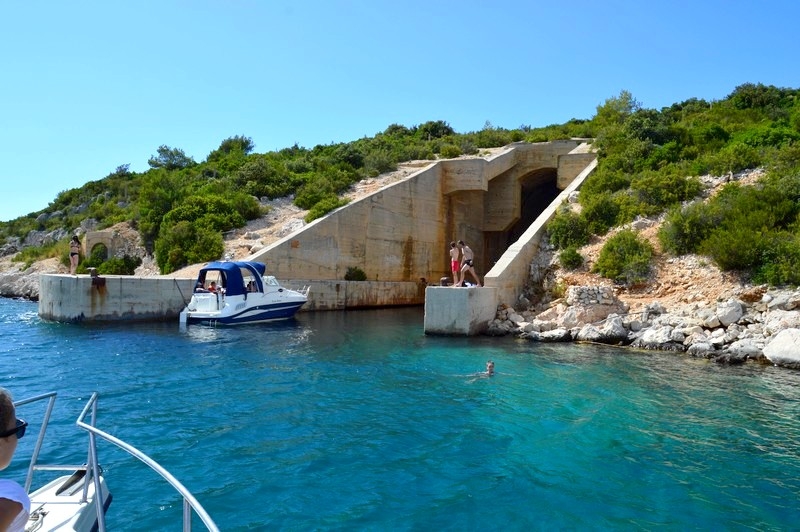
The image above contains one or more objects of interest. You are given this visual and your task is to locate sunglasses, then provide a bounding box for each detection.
[0,418,27,439]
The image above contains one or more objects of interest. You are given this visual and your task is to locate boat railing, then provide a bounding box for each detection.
[15,392,219,532]
[14,392,107,530]
[76,392,220,532]
[264,275,310,298]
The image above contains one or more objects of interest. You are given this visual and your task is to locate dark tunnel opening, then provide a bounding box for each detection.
[507,174,560,245]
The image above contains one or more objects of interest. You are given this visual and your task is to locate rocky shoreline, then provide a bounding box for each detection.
[487,284,800,369]
[6,258,799,370]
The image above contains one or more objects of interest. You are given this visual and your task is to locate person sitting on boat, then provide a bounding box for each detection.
[195,281,207,293]
[0,388,30,531]
[209,282,218,293]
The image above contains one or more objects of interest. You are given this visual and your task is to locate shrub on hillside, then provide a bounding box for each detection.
[580,167,632,196]
[559,246,584,270]
[305,195,349,223]
[700,225,763,271]
[547,208,590,249]
[580,192,621,235]
[97,256,142,275]
[592,229,653,285]
[630,171,703,211]
[364,149,396,177]
[658,201,718,255]
[754,233,800,286]
[706,141,761,175]
[155,221,224,274]
[440,144,462,158]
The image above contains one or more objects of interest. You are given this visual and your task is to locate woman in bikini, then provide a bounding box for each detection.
[69,235,81,274]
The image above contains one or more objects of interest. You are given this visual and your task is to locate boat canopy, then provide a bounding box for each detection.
[196,261,267,297]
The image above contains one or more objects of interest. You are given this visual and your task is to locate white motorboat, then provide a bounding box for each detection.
[15,392,218,531]
[179,260,309,326]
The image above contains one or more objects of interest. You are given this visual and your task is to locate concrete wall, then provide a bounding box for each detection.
[38,274,197,322]
[285,279,425,311]
[557,152,597,189]
[37,274,424,322]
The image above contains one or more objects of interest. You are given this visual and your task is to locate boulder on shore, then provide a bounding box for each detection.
[763,328,800,369]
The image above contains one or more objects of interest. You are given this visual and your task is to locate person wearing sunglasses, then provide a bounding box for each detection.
[0,388,30,532]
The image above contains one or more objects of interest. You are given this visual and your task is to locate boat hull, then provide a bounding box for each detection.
[183,300,306,325]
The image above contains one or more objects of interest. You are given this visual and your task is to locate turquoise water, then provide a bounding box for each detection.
[2,297,799,530]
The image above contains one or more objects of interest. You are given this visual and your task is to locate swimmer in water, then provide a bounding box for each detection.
[466,360,496,383]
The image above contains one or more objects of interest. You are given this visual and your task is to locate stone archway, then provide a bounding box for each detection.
[84,230,120,260]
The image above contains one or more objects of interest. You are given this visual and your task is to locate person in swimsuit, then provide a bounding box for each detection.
[0,388,31,532]
[449,241,461,287]
[69,235,81,274]
[456,240,482,287]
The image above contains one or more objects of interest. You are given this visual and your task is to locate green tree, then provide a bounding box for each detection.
[138,169,185,247]
[155,220,224,274]
[593,90,641,129]
[148,145,196,170]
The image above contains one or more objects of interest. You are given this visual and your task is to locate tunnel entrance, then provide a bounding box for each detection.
[484,168,559,270]
[508,171,560,245]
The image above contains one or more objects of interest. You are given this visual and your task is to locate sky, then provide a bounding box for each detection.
[2,0,799,222]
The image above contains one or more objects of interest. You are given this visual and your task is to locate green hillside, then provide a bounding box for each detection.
[3,83,799,283]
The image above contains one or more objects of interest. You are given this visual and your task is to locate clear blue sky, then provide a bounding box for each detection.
[2,0,798,221]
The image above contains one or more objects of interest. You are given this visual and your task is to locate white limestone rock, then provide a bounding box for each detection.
[763,328,800,369]
[763,310,800,336]
[687,342,715,357]
[716,299,743,327]
[725,339,763,360]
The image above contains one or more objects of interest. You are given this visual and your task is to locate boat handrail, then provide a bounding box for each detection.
[15,392,219,532]
[15,392,107,530]
[77,392,220,532]
[14,392,59,495]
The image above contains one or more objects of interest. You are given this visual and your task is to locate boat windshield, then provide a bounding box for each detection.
[263,276,280,287]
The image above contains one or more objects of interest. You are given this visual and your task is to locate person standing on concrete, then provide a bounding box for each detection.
[449,241,461,286]
[69,235,81,274]
[457,240,482,287]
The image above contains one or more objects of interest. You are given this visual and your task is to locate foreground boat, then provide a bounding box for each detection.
[179,261,309,326]
[16,392,218,531]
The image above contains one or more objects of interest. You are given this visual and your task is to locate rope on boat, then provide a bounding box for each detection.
[175,278,190,306]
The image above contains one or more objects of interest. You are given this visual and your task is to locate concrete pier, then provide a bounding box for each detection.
[423,286,497,335]
[38,274,196,322]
